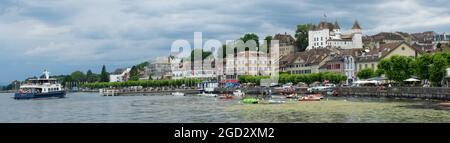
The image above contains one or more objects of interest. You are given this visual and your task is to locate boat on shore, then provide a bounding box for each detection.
[197,92,218,97]
[218,94,233,99]
[298,94,323,101]
[172,92,185,96]
[14,70,66,100]
[259,100,285,104]
[285,93,298,99]
[233,90,245,96]
[438,102,450,107]
[242,98,259,104]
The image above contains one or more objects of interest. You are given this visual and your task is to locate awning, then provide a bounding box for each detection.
[367,76,387,81]
[353,80,381,84]
[404,78,420,82]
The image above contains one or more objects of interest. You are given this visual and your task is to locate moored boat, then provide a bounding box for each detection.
[218,94,233,99]
[197,92,218,97]
[285,93,298,99]
[298,94,323,101]
[259,100,285,104]
[172,92,185,96]
[14,70,66,100]
[242,98,259,104]
[233,90,245,96]
[438,102,450,107]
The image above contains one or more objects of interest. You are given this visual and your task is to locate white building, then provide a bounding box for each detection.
[434,32,450,43]
[307,20,363,50]
[109,68,131,82]
[225,50,273,79]
[171,57,217,80]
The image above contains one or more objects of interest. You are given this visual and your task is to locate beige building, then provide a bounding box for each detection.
[280,48,334,74]
[356,42,423,72]
[273,33,296,58]
[225,50,272,79]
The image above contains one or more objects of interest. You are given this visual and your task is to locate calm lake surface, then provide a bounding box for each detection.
[0,92,449,123]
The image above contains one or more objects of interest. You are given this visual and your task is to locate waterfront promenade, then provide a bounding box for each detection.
[337,87,450,100]
[79,86,450,100]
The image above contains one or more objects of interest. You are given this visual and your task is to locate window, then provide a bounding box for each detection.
[371,63,374,69]
[401,47,405,50]
[365,64,368,68]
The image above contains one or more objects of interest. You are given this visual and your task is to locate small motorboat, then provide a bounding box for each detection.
[172,92,185,96]
[197,92,218,97]
[285,93,298,99]
[242,98,259,104]
[259,100,285,104]
[438,102,450,107]
[218,95,233,99]
[233,90,245,96]
[298,94,323,101]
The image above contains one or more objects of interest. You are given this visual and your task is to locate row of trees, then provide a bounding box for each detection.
[81,78,202,89]
[62,65,110,84]
[356,68,383,80]
[356,52,450,86]
[239,72,347,85]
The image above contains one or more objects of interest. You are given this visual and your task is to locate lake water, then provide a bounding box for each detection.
[0,92,449,123]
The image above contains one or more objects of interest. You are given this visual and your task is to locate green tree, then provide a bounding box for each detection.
[86,70,99,83]
[262,36,272,53]
[375,69,384,76]
[129,66,139,81]
[357,68,375,79]
[295,24,313,52]
[70,71,86,82]
[100,65,109,82]
[378,56,414,84]
[414,54,433,81]
[240,33,259,47]
[135,61,149,71]
[437,43,442,50]
[429,54,448,86]
[62,75,73,87]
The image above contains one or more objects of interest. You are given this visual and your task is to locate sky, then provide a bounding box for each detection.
[0,0,449,85]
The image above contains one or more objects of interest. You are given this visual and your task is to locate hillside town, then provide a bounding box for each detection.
[104,19,450,88]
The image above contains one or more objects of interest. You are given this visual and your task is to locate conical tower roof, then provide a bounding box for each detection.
[352,20,361,29]
[334,20,340,29]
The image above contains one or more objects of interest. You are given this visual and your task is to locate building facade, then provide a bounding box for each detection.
[273,32,296,58]
[149,56,172,80]
[280,48,333,74]
[225,50,272,79]
[307,20,363,50]
[356,42,422,73]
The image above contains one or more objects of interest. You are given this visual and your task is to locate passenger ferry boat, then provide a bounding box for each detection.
[14,70,66,99]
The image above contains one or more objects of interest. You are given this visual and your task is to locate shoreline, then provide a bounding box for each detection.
[72,86,450,101]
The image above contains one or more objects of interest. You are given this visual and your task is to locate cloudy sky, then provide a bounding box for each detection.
[0,0,449,84]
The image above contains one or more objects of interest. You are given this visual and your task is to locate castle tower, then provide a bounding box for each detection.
[333,20,341,39]
[351,20,363,48]
[351,20,362,34]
